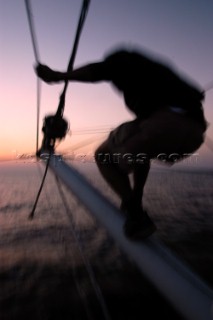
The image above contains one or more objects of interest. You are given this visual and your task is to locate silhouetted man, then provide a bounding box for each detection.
[36,47,207,239]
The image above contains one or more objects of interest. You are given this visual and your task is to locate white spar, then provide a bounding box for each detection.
[49,155,213,320]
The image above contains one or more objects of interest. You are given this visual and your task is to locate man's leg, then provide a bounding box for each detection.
[132,161,150,209]
[95,141,134,207]
[95,132,151,214]
[95,119,157,238]
[95,141,156,239]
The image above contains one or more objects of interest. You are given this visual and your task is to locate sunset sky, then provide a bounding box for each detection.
[1,0,213,167]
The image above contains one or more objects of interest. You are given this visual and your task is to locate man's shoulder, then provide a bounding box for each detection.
[104,49,130,62]
[104,49,152,69]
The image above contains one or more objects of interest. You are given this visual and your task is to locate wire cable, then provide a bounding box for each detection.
[36,77,41,154]
[29,155,51,219]
[24,0,40,63]
[24,0,41,155]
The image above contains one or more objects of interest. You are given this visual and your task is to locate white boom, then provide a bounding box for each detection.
[49,155,213,320]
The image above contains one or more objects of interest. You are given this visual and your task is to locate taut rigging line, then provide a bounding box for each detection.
[25,0,41,154]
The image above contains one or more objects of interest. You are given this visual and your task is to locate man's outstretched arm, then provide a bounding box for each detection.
[36,61,107,84]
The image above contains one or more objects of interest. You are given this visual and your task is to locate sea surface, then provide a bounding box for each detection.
[0,160,213,320]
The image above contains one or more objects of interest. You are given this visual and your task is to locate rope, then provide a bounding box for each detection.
[56,0,90,118]
[61,135,106,155]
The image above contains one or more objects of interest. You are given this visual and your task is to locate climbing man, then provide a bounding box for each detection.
[36,47,207,239]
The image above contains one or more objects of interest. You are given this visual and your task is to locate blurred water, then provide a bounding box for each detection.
[0,160,212,319]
